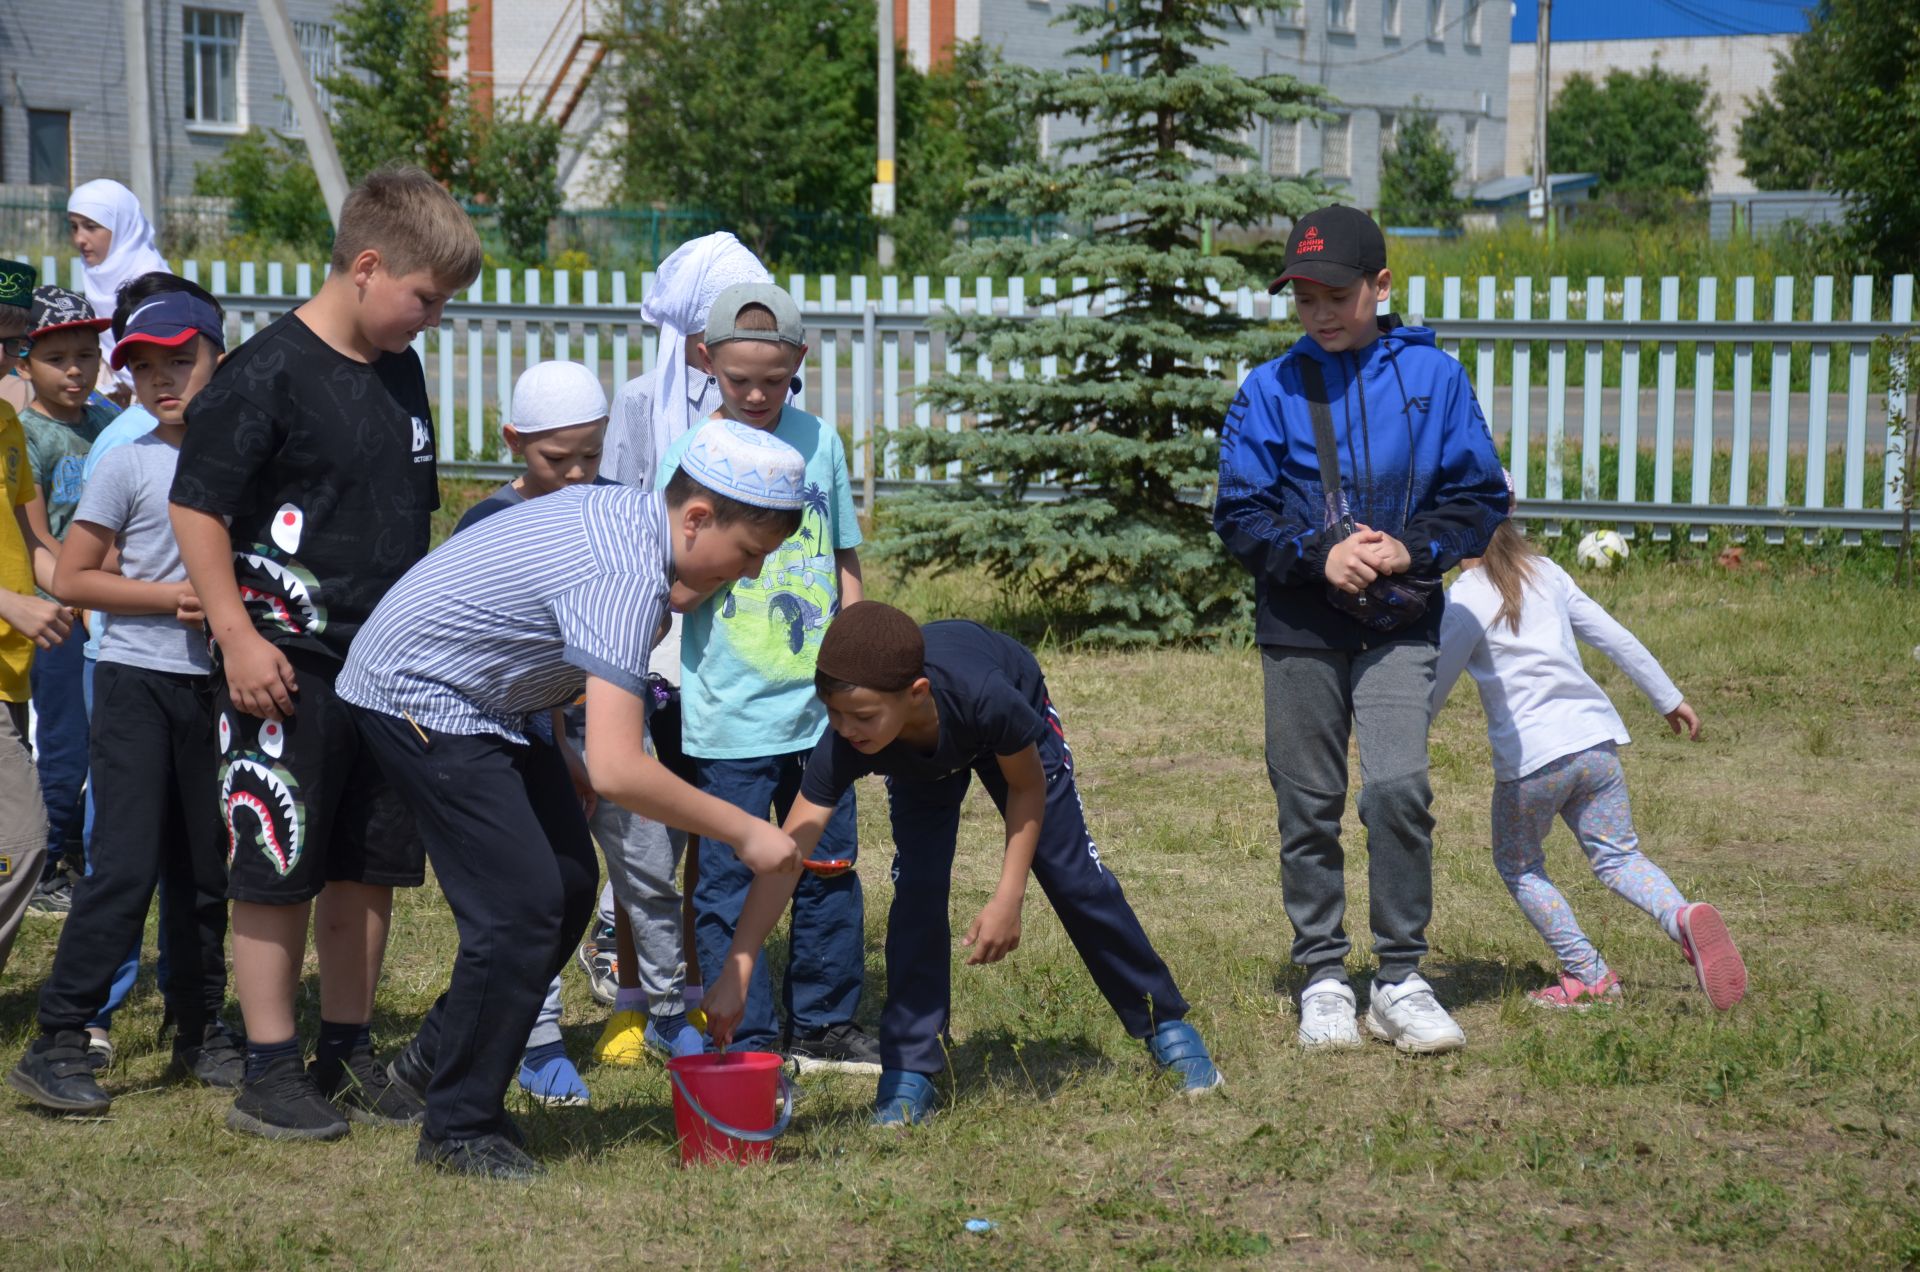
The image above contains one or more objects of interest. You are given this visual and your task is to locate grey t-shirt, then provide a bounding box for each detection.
[71,434,209,675]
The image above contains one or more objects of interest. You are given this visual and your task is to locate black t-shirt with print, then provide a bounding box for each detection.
[170,312,440,664]
[799,620,1053,807]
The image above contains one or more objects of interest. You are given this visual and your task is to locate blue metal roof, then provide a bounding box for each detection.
[1471,173,1601,207]
[1512,0,1814,42]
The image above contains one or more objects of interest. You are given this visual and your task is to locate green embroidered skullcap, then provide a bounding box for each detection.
[0,259,35,312]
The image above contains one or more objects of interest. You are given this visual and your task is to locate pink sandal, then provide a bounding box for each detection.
[1676,903,1747,1011]
[1528,969,1623,1009]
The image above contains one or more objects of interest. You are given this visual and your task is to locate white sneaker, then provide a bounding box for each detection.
[1296,981,1363,1050]
[1365,974,1466,1054]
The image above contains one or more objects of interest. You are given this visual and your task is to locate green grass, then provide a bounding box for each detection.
[4,563,1919,1268]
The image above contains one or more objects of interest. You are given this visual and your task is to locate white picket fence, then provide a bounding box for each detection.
[24,254,1916,541]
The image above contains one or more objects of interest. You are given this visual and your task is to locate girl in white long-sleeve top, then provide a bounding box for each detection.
[1431,511,1747,1011]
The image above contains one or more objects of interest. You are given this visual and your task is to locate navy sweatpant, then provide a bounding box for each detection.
[881,691,1188,1075]
[351,706,597,1142]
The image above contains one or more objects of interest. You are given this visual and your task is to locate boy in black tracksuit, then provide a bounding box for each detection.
[700,601,1223,1126]
[1213,205,1506,1053]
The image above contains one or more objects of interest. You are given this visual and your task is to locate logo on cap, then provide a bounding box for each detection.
[1298,226,1325,254]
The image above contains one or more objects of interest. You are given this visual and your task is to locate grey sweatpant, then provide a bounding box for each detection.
[1261,641,1438,987]
[0,701,48,979]
[590,800,690,1017]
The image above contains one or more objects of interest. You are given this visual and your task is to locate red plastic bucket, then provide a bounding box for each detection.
[666,1052,792,1165]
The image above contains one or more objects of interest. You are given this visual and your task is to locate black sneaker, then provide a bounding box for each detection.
[786,1022,883,1075]
[385,1034,432,1106]
[417,1130,542,1180]
[318,1044,425,1127]
[27,867,73,916]
[226,1054,350,1141]
[7,1032,111,1113]
[174,1020,246,1089]
[85,1035,112,1072]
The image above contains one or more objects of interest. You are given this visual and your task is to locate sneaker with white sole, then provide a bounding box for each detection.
[1365,974,1466,1054]
[1297,981,1363,1050]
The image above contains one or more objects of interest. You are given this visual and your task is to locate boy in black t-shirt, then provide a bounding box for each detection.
[700,601,1222,1126]
[169,167,483,1142]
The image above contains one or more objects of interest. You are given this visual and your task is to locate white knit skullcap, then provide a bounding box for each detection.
[511,361,609,434]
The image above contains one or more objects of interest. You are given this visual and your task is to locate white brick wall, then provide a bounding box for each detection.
[1505,34,1798,195]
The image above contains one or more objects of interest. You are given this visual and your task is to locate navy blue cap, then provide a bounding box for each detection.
[110,291,226,369]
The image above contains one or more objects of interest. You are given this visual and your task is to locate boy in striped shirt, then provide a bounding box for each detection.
[337,419,809,1180]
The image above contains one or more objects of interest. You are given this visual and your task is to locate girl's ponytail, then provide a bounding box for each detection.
[1481,519,1543,634]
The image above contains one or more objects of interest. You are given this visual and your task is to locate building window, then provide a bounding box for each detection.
[1428,0,1446,41]
[1328,0,1355,32]
[27,110,71,187]
[1383,0,1403,37]
[1323,115,1351,179]
[1269,119,1302,176]
[1464,0,1482,45]
[1465,117,1480,178]
[184,8,243,127]
[280,20,337,134]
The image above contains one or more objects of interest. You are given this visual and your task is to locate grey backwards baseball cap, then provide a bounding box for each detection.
[704,282,804,347]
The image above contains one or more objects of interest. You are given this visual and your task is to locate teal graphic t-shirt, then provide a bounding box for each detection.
[660,406,862,759]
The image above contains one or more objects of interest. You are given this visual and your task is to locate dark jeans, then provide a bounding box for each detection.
[37,663,230,1036]
[692,750,863,1051]
[354,706,597,1142]
[882,690,1188,1075]
[1260,641,1438,987]
[29,627,88,863]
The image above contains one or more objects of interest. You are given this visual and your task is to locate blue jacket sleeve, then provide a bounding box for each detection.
[1402,365,1508,575]
[1212,374,1330,587]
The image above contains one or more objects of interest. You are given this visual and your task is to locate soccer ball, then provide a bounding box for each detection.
[1576,529,1630,570]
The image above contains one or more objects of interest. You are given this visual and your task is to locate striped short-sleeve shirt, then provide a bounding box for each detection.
[337,484,671,743]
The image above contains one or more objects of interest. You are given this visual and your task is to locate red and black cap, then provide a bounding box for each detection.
[1267,204,1388,294]
[110,290,227,369]
[28,286,111,339]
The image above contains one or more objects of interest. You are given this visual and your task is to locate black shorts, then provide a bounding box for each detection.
[214,647,425,904]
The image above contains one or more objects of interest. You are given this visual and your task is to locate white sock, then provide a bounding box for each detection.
[614,987,648,1013]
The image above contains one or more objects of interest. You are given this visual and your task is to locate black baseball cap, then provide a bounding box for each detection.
[1268,205,1388,294]
[28,285,111,339]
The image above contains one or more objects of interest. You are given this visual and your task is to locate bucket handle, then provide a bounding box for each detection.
[669,1065,794,1145]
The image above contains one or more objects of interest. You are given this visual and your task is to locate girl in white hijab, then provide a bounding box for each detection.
[67,179,170,388]
[604,231,771,491]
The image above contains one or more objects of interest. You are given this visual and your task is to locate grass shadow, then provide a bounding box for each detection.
[941,1025,1118,1105]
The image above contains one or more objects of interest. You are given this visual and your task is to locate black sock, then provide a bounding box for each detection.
[245,1036,300,1082]
[312,1019,371,1083]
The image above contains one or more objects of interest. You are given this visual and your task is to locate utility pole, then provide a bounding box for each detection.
[122,0,160,228]
[1531,0,1552,243]
[874,0,897,268]
[260,0,350,226]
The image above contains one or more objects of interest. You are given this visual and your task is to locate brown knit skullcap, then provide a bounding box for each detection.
[815,601,925,692]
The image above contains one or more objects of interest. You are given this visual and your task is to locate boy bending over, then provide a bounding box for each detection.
[703,601,1222,1126]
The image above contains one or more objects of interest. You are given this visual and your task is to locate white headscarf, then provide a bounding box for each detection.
[615,232,771,485]
[66,179,169,378]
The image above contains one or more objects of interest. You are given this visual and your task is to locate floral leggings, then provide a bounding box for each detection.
[1491,743,1687,985]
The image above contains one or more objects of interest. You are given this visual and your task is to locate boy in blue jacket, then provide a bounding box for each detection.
[1213,205,1506,1055]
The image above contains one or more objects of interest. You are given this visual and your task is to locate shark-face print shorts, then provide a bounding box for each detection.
[214,647,424,904]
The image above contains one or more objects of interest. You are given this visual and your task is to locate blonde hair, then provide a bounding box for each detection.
[1481,520,1543,634]
[330,165,484,287]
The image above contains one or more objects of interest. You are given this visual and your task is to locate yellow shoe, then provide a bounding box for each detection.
[592,1010,649,1067]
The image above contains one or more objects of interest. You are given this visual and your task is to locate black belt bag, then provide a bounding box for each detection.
[1300,358,1439,634]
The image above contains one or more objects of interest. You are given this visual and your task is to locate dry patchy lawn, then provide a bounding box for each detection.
[3,563,1918,1269]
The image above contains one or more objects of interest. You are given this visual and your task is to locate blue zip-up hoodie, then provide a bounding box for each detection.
[1214,323,1507,649]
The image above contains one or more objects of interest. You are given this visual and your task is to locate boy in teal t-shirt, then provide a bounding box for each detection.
[657,282,876,1071]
